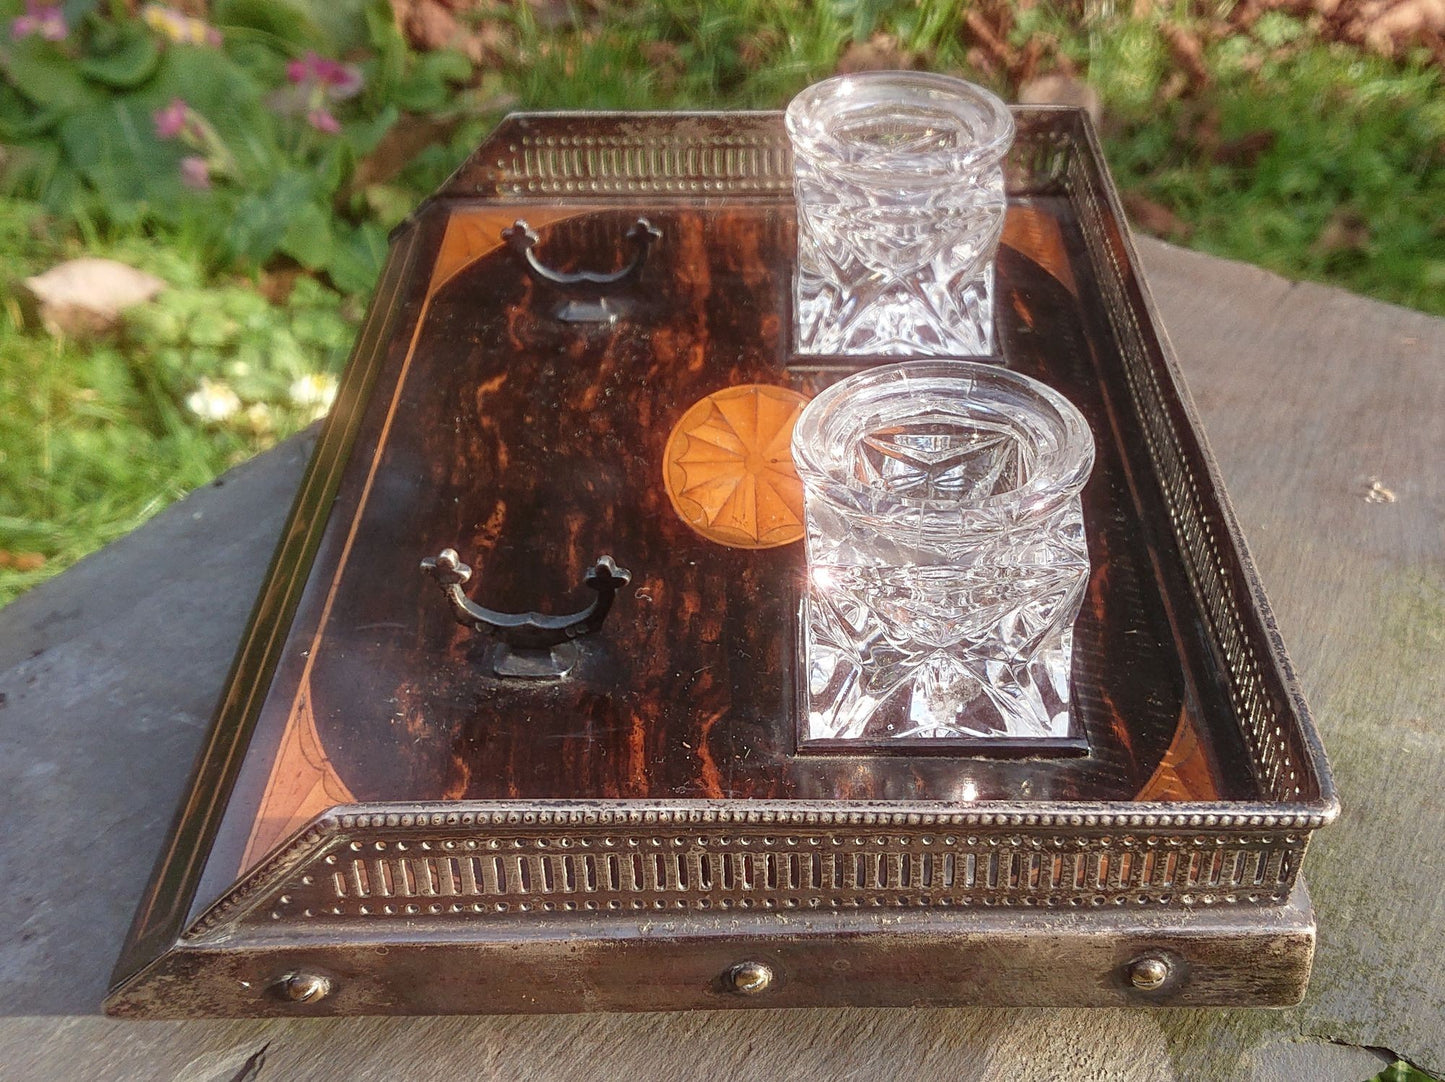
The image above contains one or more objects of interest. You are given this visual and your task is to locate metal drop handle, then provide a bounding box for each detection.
[419,549,631,678]
[502,217,661,322]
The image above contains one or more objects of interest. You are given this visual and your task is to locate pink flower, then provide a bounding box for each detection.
[306,108,341,135]
[179,156,211,190]
[286,51,363,99]
[10,1,66,40]
[154,99,191,140]
[284,52,313,84]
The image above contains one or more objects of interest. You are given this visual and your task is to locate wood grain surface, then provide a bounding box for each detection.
[0,237,1437,1080]
[206,196,1258,902]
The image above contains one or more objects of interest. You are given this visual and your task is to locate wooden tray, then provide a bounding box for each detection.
[106,108,1337,1016]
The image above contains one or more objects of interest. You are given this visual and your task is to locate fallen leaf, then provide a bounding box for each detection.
[641,40,680,67]
[1213,129,1277,167]
[1312,207,1371,255]
[836,33,918,73]
[22,258,166,337]
[523,0,573,31]
[640,39,684,90]
[1017,73,1102,126]
[962,10,1014,74]
[1122,192,1193,239]
[350,114,465,191]
[1186,104,1223,157]
[460,19,516,66]
[0,552,47,572]
[738,27,782,70]
[403,0,463,52]
[964,45,997,79]
[1159,70,1191,102]
[1014,35,1046,85]
[259,268,302,306]
[1161,23,1212,90]
[1355,0,1445,56]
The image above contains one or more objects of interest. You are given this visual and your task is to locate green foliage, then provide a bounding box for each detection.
[497,0,977,111]
[123,272,352,421]
[213,0,322,48]
[1103,43,1445,316]
[0,197,354,603]
[77,20,161,88]
[0,0,480,287]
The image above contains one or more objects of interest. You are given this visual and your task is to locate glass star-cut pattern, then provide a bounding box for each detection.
[801,453,1090,743]
[832,103,970,156]
[856,418,1033,500]
[663,384,809,549]
[804,525,1089,742]
[792,163,1007,356]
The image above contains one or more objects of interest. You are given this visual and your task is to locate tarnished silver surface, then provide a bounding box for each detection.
[277,972,332,1003]
[727,961,774,995]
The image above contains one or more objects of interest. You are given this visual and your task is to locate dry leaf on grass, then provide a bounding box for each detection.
[22,258,166,337]
[461,20,517,66]
[1018,73,1102,126]
[738,28,782,70]
[641,39,683,89]
[1161,23,1212,90]
[962,9,1013,77]
[1312,208,1372,255]
[1213,129,1277,168]
[836,33,919,73]
[520,0,574,31]
[258,268,302,306]
[0,552,47,572]
[1122,192,1193,240]
[349,114,466,191]
[401,0,464,52]
[1352,0,1445,54]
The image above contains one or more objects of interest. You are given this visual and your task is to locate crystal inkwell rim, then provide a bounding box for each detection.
[791,360,1095,516]
[784,71,1016,183]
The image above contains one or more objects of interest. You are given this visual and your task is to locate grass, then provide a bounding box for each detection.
[0,198,355,601]
[1,0,1441,606]
[1104,40,1445,314]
